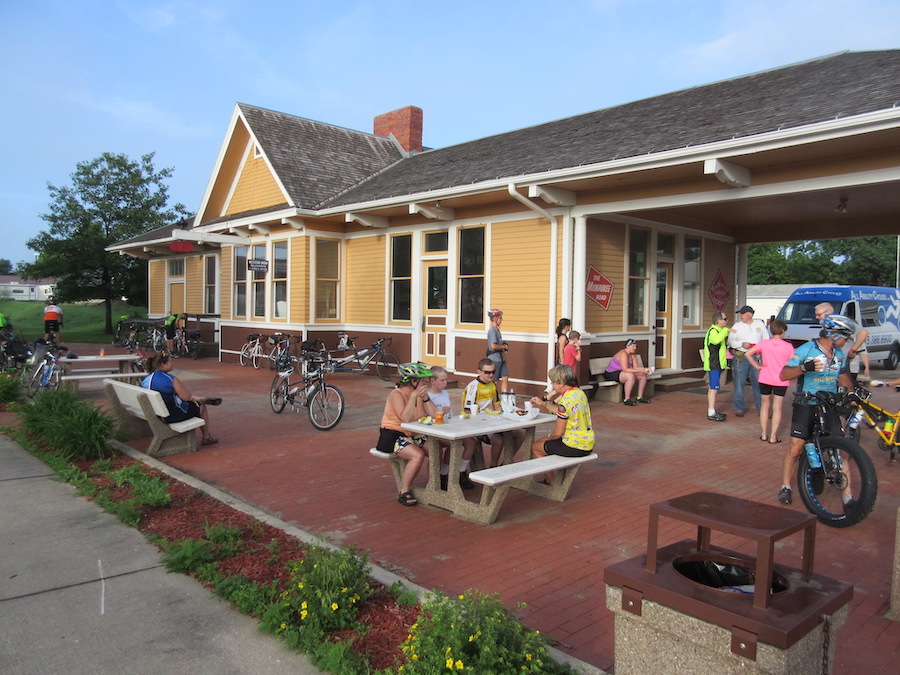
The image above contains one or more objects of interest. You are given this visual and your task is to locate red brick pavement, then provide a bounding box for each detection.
[69,349,900,674]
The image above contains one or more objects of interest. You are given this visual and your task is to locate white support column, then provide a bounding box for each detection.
[735,243,749,310]
[572,216,588,333]
[561,213,573,325]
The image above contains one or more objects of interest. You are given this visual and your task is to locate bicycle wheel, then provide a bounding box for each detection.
[239,342,252,366]
[307,384,345,430]
[27,364,45,397]
[270,374,288,413]
[796,436,877,527]
[375,352,401,381]
[188,341,200,359]
[153,330,166,352]
[251,344,262,369]
[267,346,279,370]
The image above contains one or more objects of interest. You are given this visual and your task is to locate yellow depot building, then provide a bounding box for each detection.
[110,50,900,392]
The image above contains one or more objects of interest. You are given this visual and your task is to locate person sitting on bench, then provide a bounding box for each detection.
[142,352,219,446]
[529,364,595,484]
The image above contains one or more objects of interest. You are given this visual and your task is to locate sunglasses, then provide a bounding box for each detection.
[481,369,496,374]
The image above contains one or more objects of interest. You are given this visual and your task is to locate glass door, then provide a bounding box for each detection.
[421,261,448,366]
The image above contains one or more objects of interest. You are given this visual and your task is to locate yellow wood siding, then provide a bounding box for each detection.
[488,218,548,332]
[184,256,204,314]
[346,235,387,324]
[584,220,626,334]
[289,237,309,324]
[220,247,232,319]
[149,260,166,315]
[225,146,286,216]
[704,238,735,321]
[202,124,249,222]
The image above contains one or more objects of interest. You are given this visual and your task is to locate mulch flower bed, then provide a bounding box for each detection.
[74,454,417,671]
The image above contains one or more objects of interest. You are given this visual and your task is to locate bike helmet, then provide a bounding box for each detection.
[487,308,503,319]
[397,361,433,383]
[819,314,856,339]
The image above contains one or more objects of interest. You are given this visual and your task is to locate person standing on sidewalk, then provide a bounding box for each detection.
[776,315,854,506]
[486,309,510,392]
[728,305,770,417]
[703,311,730,421]
[746,319,795,444]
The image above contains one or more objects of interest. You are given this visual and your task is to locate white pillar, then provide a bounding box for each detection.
[572,216,588,333]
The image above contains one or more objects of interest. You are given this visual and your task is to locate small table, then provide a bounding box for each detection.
[65,353,142,373]
[401,412,555,516]
[645,492,817,609]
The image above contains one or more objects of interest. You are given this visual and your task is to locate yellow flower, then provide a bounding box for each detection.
[331,602,339,611]
[280,622,286,630]
[300,610,308,620]
[297,582,304,588]
[446,658,454,669]
[411,654,418,661]
[301,601,307,609]
[458,594,465,600]
[468,635,475,642]
[455,660,464,670]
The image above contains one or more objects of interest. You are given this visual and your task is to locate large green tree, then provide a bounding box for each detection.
[22,152,188,333]
[748,237,899,286]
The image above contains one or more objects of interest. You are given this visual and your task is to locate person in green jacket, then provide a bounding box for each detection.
[703,311,730,421]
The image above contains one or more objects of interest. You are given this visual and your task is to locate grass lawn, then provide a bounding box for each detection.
[0,299,147,344]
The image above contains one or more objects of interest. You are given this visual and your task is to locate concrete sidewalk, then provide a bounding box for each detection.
[0,435,322,675]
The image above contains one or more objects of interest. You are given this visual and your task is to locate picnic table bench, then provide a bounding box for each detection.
[370,411,597,524]
[104,378,205,458]
[61,354,143,391]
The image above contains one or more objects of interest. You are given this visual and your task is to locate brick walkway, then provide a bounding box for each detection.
[72,350,900,673]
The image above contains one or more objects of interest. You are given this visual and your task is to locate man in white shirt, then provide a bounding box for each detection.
[728,305,770,417]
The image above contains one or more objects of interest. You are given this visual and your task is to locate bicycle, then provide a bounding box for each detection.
[27,342,64,396]
[270,349,345,431]
[267,332,295,371]
[239,333,267,369]
[793,390,877,527]
[847,382,900,464]
[142,324,166,352]
[1,326,33,379]
[171,327,201,359]
[331,335,400,381]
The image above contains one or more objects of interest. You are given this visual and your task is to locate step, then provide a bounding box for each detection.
[654,376,707,392]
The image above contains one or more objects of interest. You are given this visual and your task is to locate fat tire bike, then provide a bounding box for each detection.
[793,390,877,528]
[270,351,345,431]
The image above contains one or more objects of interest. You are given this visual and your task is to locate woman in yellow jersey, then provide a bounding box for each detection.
[529,365,595,484]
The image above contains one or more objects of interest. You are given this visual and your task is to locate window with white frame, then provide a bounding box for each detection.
[682,237,702,327]
[628,228,650,327]
[204,255,217,314]
[168,259,184,277]
[272,241,288,319]
[233,246,247,318]
[458,226,484,324]
[315,239,340,320]
[251,244,266,318]
[391,234,412,321]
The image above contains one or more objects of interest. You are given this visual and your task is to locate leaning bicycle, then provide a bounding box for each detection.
[239,332,267,369]
[270,349,345,431]
[331,335,400,381]
[847,382,900,464]
[794,390,877,527]
[27,342,63,396]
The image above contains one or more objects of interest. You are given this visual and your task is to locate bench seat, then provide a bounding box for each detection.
[588,355,660,402]
[104,379,204,457]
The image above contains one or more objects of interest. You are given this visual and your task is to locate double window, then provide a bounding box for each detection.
[628,229,649,326]
[204,256,217,314]
[682,237,702,327]
[272,241,288,319]
[233,246,248,318]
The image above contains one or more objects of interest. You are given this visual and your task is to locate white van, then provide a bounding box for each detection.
[775,285,900,369]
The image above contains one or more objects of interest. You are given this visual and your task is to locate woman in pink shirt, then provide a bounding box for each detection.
[746,319,795,444]
[563,331,582,369]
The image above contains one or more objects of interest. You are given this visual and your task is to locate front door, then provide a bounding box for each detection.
[169,282,185,316]
[421,261,448,366]
[654,263,673,369]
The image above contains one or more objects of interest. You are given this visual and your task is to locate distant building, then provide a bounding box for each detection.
[0,275,56,301]
[746,285,803,322]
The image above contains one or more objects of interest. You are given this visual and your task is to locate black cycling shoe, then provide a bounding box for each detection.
[459,472,475,490]
[440,474,448,491]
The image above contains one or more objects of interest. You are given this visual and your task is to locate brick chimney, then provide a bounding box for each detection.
[374,106,423,153]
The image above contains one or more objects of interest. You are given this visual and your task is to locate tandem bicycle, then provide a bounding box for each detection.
[270,348,345,431]
[331,335,400,381]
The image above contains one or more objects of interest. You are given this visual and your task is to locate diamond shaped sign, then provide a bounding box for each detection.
[586,266,614,310]
[708,268,731,312]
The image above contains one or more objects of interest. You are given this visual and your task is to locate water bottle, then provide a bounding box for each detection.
[848,410,863,430]
[805,442,821,469]
[886,419,896,435]
[288,386,300,396]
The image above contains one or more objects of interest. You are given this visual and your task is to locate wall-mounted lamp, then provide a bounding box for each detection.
[835,198,849,214]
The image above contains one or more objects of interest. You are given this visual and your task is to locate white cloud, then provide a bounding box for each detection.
[68,89,214,139]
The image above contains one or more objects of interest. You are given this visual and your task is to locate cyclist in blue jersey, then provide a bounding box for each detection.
[776,315,854,505]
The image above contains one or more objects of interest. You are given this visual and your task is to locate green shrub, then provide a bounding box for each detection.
[109,465,172,508]
[204,522,245,558]
[390,580,420,608]
[391,589,574,674]
[161,538,218,574]
[19,389,114,460]
[0,373,26,403]
[264,544,371,651]
[214,575,282,617]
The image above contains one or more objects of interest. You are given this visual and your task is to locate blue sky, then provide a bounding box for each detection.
[2,0,899,268]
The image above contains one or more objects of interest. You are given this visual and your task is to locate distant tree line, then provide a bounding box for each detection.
[748,237,899,287]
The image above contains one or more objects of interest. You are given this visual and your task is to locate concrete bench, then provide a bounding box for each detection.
[588,354,660,402]
[104,378,205,458]
[468,452,599,523]
[62,371,143,390]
